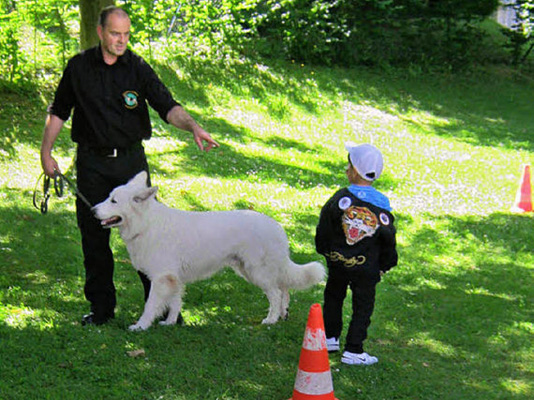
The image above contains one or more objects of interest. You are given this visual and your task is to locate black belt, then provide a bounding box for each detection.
[78,143,143,158]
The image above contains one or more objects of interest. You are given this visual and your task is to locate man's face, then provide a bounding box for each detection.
[98,12,131,62]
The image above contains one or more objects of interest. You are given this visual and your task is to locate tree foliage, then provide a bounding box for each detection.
[0,1,24,84]
[0,0,78,84]
[0,0,531,86]
[159,0,260,58]
[500,0,534,65]
[246,0,501,67]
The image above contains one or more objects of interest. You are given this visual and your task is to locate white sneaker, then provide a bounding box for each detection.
[326,337,340,353]
[341,351,378,365]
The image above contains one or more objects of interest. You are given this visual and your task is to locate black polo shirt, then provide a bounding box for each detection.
[49,45,179,148]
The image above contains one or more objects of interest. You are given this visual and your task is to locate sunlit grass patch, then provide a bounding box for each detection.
[0,303,60,329]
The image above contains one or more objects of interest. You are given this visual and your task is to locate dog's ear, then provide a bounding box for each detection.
[130,171,149,187]
[133,186,158,203]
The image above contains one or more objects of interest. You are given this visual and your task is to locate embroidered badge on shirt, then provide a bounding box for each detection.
[342,206,378,245]
[123,91,139,109]
[379,212,390,225]
[338,196,352,210]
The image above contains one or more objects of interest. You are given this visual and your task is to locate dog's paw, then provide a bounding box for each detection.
[158,320,176,327]
[128,323,147,331]
[261,317,278,325]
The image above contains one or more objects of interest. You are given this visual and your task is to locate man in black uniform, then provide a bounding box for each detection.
[40,6,219,326]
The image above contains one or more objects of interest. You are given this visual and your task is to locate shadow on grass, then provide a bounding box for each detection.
[0,81,52,158]
[366,212,534,399]
[147,140,339,189]
[154,55,328,116]
[332,67,534,152]
[2,183,534,398]
[0,275,318,399]
[147,128,397,194]
[153,56,534,152]
[0,188,325,399]
[5,55,533,172]
[0,196,85,321]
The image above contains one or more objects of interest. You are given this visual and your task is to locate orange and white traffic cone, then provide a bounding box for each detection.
[289,303,339,400]
[511,164,533,213]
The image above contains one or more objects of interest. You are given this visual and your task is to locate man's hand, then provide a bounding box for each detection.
[41,153,60,178]
[167,105,219,152]
[192,127,219,152]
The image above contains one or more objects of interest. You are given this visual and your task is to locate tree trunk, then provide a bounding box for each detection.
[79,0,115,50]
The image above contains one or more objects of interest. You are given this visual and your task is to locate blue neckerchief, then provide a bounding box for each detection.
[348,185,392,211]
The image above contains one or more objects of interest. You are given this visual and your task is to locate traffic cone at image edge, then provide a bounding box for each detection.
[511,164,533,213]
[289,303,339,400]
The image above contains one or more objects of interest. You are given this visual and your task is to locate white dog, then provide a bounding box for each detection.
[92,171,325,331]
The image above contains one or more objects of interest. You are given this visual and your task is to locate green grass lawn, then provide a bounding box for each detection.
[1,49,534,399]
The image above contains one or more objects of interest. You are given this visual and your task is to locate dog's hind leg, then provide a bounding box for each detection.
[261,287,283,324]
[280,288,290,320]
[129,274,179,331]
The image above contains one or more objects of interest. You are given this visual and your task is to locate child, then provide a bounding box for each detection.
[315,142,398,365]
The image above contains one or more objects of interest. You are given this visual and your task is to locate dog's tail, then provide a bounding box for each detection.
[285,261,325,290]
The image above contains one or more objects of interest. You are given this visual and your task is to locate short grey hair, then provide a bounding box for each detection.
[98,6,129,28]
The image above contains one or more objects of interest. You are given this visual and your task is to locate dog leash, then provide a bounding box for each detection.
[33,171,93,214]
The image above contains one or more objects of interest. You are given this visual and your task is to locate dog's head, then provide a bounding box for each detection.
[92,171,158,232]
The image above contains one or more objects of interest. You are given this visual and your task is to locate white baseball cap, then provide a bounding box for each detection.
[345,142,384,182]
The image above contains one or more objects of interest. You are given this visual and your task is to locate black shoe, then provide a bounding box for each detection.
[81,312,114,326]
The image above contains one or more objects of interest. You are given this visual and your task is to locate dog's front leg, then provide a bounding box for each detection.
[129,290,160,331]
[129,274,178,331]
[159,284,184,326]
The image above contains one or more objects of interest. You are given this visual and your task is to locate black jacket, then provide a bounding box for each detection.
[315,188,398,279]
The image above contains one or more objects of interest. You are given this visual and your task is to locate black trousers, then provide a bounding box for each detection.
[323,266,378,354]
[75,144,151,318]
